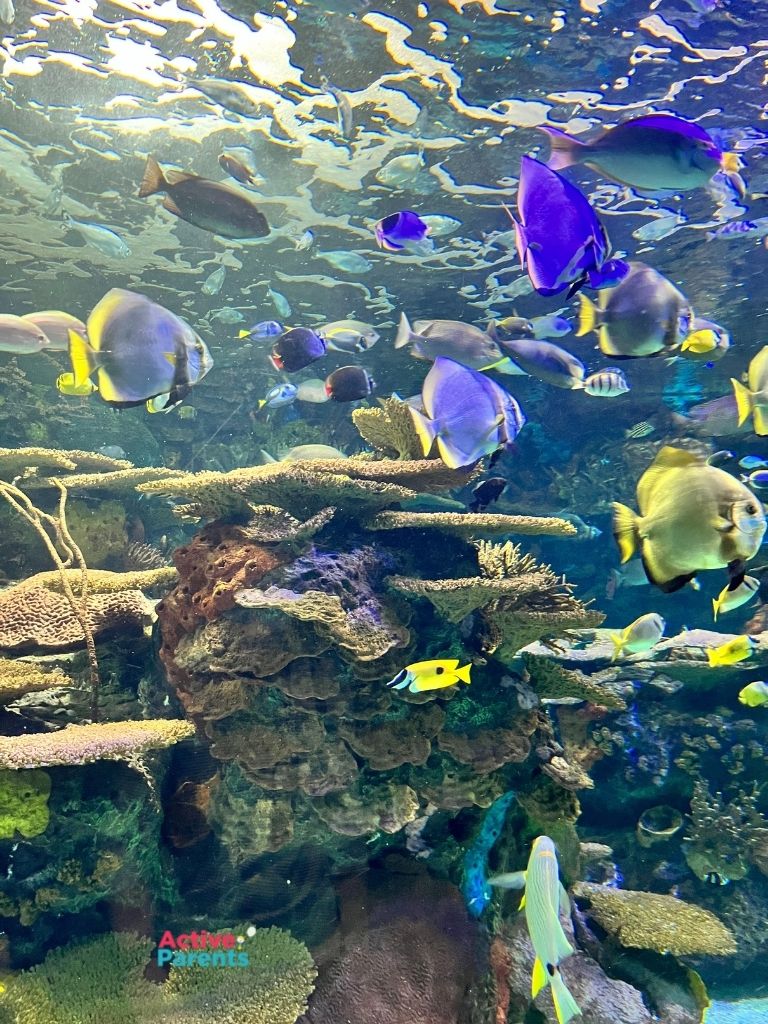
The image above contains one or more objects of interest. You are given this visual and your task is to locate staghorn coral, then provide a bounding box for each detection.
[0,447,131,480]
[0,584,156,652]
[0,769,51,839]
[573,882,737,956]
[0,659,74,702]
[351,396,425,459]
[366,510,577,537]
[522,653,627,710]
[1,927,316,1024]
[0,719,194,769]
[683,779,768,883]
[25,466,186,493]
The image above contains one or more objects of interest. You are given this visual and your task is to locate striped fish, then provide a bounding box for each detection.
[581,366,629,397]
[625,419,655,439]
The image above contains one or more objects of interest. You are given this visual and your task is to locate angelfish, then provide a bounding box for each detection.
[489,837,581,1024]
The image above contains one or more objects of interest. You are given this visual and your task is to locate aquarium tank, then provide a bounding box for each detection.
[1,0,768,1021]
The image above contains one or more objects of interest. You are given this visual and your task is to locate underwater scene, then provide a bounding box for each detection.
[2,0,768,1021]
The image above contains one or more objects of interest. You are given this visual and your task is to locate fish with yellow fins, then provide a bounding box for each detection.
[610,612,665,661]
[612,446,766,593]
[706,635,756,668]
[739,681,768,707]
[489,836,581,1024]
[712,575,759,620]
[386,658,472,693]
[731,345,768,436]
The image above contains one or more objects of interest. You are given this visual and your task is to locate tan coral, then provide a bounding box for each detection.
[25,467,187,493]
[0,719,195,769]
[387,572,556,624]
[352,397,426,459]
[438,726,532,774]
[541,755,595,791]
[0,584,157,652]
[338,705,445,771]
[366,511,577,538]
[0,660,75,703]
[14,567,177,595]
[311,781,420,836]
[573,882,737,957]
[240,505,336,544]
[0,447,132,480]
[522,653,627,710]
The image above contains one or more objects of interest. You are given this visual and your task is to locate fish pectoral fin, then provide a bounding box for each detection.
[518,893,526,910]
[531,958,547,998]
[67,329,99,386]
[162,194,183,217]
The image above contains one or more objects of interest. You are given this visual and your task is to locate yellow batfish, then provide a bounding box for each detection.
[612,446,766,593]
[489,837,580,1024]
[610,612,665,661]
[732,345,768,436]
[712,575,759,621]
[739,681,768,707]
[706,635,756,668]
[386,659,472,693]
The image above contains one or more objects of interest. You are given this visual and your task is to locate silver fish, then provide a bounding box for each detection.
[63,212,131,258]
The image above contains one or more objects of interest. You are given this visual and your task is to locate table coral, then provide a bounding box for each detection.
[352,397,425,459]
[573,882,737,956]
[0,447,131,479]
[522,653,627,710]
[14,567,177,595]
[0,720,194,769]
[0,768,51,838]
[367,510,578,537]
[0,659,74,703]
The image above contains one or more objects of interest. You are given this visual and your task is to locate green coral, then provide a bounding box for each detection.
[522,653,627,710]
[0,769,51,839]
[0,927,316,1024]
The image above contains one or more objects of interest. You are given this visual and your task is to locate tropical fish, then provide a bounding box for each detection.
[706,219,768,241]
[138,156,269,239]
[462,792,517,917]
[632,211,686,242]
[209,307,244,324]
[558,512,602,541]
[376,152,425,187]
[257,383,298,410]
[318,320,380,353]
[469,476,507,512]
[738,681,768,707]
[495,315,535,339]
[731,346,768,435]
[387,659,472,693]
[295,379,331,403]
[712,576,759,620]
[706,635,757,668]
[280,444,347,462]
[541,113,728,192]
[56,373,97,397]
[190,77,265,117]
[679,318,730,362]
[612,446,766,593]
[20,311,84,352]
[322,78,353,137]
[60,288,213,411]
[742,470,768,489]
[496,337,586,389]
[0,314,49,354]
[374,210,433,254]
[739,456,768,470]
[579,367,629,397]
[62,212,131,258]
[218,152,257,185]
[97,445,127,459]
[624,420,656,439]
[611,612,665,660]
[677,394,744,437]
[239,320,284,342]
[509,155,628,297]
[410,357,526,469]
[270,327,327,372]
[395,314,506,371]
[202,266,226,295]
[577,262,692,358]
[324,366,375,402]
[530,313,572,339]
[489,837,581,1024]
[316,250,372,273]
[421,214,461,237]
[293,229,315,252]
[268,288,292,318]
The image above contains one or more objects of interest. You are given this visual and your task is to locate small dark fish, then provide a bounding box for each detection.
[325,365,375,402]
[374,210,432,253]
[469,476,507,512]
[219,153,255,185]
[270,327,327,372]
[139,156,269,239]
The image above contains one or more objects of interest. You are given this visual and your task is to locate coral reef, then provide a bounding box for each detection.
[522,653,627,710]
[366,510,578,537]
[0,660,74,702]
[0,447,131,479]
[351,397,425,460]
[0,720,194,769]
[683,780,768,882]
[573,883,737,956]
[0,769,51,839]
[65,498,128,570]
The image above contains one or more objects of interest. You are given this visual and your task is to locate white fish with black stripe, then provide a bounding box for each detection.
[578,366,630,398]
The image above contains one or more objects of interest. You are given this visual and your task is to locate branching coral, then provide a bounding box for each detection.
[0,659,75,702]
[0,720,194,769]
[351,396,425,459]
[366,511,577,537]
[0,447,131,479]
[25,466,186,493]
[573,882,737,956]
[683,779,768,883]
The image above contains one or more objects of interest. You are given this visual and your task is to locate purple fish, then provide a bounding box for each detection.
[374,210,432,253]
[510,156,628,298]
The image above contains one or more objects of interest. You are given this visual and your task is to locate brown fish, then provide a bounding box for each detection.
[218,153,255,185]
[139,156,269,239]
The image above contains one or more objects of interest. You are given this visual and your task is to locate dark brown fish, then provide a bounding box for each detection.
[218,153,255,185]
[324,365,375,402]
[139,156,268,239]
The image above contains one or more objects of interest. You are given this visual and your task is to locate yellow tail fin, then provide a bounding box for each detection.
[67,329,98,388]
[610,632,625,662]
[731,377,754,427]
[531,957,547,998]
[237,330,250,339]
[611,502,639,564]
[455,663,472,685]
[576,293,597,337]
[706,647,721,668]
[550,968,581,1024]
[712,598,719,622]
[753,403,768,437]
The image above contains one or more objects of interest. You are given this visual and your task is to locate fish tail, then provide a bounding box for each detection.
[531,957,547,999]
[610,632,625,662]
[237,330,251,339]
[611,502,640,564]
[712,598,719,622]
[456,663,472,685]
[706,647,721,668]
[731,377,754,427]
[409,407,438,458]
[538,125,585,172]
[394,312,419,350]
[138,155,168,198]
[67,329,98,387]
[576,293,598,337]
[550,968,581,1024]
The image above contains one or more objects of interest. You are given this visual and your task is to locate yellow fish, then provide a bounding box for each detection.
[731,345,768,436]
[706,635,756,668]
[56,372,97,397]
[386,658,472,693]
[712,575,759,621]
[610,612,665,661]
[738,681,768,707]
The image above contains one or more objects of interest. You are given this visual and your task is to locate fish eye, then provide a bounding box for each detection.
[746,504,757,515]
[435,666,444,674]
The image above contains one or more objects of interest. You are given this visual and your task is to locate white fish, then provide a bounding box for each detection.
[712,576,759,621]
[376,153,425,188]
[632,212,686,242]
[295,378,330,403]
[63,213,131,258]
[579,367,630,398]
[420,214,462,237]
[202,266,226,295]
[317,251,372,273]
[268,288,292,318]
[319,319,380,353]
[0,314,49,354]
[294,229,315,251]
[210,307,244,323]
[611,612,665,660]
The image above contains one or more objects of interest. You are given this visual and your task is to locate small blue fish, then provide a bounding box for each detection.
[739,456,768,471]
[530,313,572,339]
[742,469,768,489]
[374,210,433,254]
[238,320,284,341]
[257,383,298,410]
[509,156,628,298]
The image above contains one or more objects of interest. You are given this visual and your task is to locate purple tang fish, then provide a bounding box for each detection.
[510,156,628,298]
[374,210,432,252]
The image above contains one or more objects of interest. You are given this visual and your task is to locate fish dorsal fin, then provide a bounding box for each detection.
[638,446,700,510]
[164,169,196,186]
